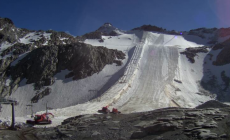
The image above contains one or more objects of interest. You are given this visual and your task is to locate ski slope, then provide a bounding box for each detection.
[35,32,214,127]
[0,31,217,127]
[113,34,179,112]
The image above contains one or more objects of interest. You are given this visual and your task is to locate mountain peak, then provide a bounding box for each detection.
[96,22,117,34]
[103,22,113,27]
[0,17,14,28]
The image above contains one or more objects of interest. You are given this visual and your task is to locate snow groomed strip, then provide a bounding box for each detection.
[92,31,148,107]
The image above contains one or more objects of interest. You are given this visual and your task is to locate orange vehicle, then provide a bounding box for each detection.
[111,108,121,114]
[26,113,54,125]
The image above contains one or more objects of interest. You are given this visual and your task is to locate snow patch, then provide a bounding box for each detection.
[0,41,14,52]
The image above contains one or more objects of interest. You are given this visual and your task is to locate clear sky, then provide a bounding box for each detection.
[0,0,230,36]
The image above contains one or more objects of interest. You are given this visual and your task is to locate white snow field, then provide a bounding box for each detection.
[0,31,224,127]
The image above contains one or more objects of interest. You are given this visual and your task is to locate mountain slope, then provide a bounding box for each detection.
[0,18,230,128]
[0,18,130,117]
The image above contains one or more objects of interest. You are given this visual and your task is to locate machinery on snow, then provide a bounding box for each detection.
[98,106,121,114]
[26,103,54,125]
[26,113,54,125]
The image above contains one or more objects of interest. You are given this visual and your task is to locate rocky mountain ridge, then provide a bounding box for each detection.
[0,17,125,99]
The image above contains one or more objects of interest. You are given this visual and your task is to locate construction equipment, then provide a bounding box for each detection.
[98,106,121,114]
[111,108,121,114]
[98,106,110,114]
[26,103,54,125]
[26,113,54,125]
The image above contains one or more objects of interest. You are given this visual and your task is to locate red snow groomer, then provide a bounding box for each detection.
[111,108,121,114]
[98,106,110,114]
[26,113,54,125]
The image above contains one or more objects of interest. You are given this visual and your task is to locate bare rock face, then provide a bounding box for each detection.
[0,17,14,27]
[81,31,103,40]
[0,17,30,44]
[132,24,165,32]
[212,43,225,50]
[218,27,230,37]
[8,42,125,92]
[31,87,51,103]
[10,45,58,86]
[0,17,126,97]
[213,45,230,66]
[180,47,209,63]
[57,43,125,80]
[47,30,78,45]
[196,100,230,109]
[212,39,230,66]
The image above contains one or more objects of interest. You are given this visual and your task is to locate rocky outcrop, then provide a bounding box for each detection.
[57,43,125,80]
[10,45,58,87]
[31,87,52,103]
[0,17,14,27]
[76,23,119,41]
[221,71,230,91]
[81,31,103,40]
[47,30,78,45]
[1,43,34,58]
[218,27,230,37]
[0,17,30,44]
[7,42,125,92]
[196,100,230,109]
[188,28,218,35]
[180,47,209,63]
[213,44,230,66]
[0,17,126,97]
[132,24,165,32]
[212,43,225,50]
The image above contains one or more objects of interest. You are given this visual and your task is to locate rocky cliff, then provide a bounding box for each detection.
[0,17,125,98]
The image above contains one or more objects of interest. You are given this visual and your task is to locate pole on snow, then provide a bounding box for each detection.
[10,103,15,130]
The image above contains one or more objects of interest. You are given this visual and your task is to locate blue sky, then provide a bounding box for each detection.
[0,0,230,36]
